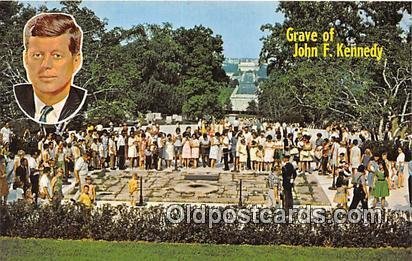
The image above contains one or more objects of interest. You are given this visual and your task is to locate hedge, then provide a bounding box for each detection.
[0,202,410,248]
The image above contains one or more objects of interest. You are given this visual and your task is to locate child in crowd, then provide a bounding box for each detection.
[144,146,152,170]
[256,145,264,172]
[165,134,175,168]
[24,188,34,204]
[333,170,350,209]
[150,142,158,170]
[85,176,96,204]
[128,173,138,206]
[78,185,92,208]
[267,166,281,208]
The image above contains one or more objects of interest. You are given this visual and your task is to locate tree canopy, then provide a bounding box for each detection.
[0,1,229,128]
[259,2,411,139]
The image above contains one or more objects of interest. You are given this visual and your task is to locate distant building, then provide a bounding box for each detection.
[223,59,267,112]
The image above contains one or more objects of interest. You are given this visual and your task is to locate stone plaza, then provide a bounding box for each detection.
[65,167,331,206]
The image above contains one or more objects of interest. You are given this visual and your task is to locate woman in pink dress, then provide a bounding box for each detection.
[182,134,192,168]
[191,133,200,168]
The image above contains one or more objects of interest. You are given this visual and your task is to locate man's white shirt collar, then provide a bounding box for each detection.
[34,92,68,124]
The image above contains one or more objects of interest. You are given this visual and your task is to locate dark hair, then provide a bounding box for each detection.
[379,160,389,178]
[353,139,358,145]
[24,13,82,54]
[357,164,365,173]
[13,181,22,190]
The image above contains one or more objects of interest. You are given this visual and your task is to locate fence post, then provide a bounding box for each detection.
[238,179,243,207]
[328,165,337,190]
[137,176,145,206]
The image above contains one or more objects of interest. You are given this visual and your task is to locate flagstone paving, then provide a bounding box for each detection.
[65,167,330,206]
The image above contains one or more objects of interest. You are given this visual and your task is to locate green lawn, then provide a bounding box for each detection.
[0,237,410,260]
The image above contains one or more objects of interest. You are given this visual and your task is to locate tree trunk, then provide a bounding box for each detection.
[378,117,385,141]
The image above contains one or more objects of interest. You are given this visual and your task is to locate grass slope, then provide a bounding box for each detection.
[0,237,411,260]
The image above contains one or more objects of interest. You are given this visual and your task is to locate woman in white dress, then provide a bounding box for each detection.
[349,139,361,175]
[209,133,221,168]
[264,135,275,171]
[127,132,138,168]
[164,134,175,168]
[237,138,247,171]
[396,147,406,188]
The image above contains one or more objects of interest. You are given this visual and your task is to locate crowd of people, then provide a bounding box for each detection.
[0,118,410,209]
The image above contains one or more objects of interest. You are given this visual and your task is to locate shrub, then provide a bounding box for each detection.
[0,202,410,248]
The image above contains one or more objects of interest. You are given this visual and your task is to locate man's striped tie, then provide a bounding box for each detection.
[39,105,54,123]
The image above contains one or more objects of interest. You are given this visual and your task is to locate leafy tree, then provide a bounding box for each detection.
[259,2,411,139]
[0,1,230,128]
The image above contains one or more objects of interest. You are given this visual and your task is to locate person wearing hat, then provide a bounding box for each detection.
[349,165,368,209]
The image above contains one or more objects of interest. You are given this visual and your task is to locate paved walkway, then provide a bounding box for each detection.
[62,165,410,211]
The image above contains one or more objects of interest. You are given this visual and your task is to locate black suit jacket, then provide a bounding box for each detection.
[13,83,87,124]
[282,162,297,190]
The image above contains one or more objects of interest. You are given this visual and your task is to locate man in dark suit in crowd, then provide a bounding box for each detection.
[14,13,86,125]
[282,154,297,210]
[16,158,30,192]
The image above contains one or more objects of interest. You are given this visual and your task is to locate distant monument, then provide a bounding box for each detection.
[223,59,267,112]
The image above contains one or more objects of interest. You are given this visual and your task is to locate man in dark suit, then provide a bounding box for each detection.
[14,13,86,125]
[282,154,297,210]
[16,158,30,193]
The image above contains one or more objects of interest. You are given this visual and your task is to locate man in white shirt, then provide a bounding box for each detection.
[25,153,39,198]
[1,122,12,144]
[117,132,126,170]
[72,151,90,201]
[233,117,240,129]
[39,168,52,205]
[7,182,24,204]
